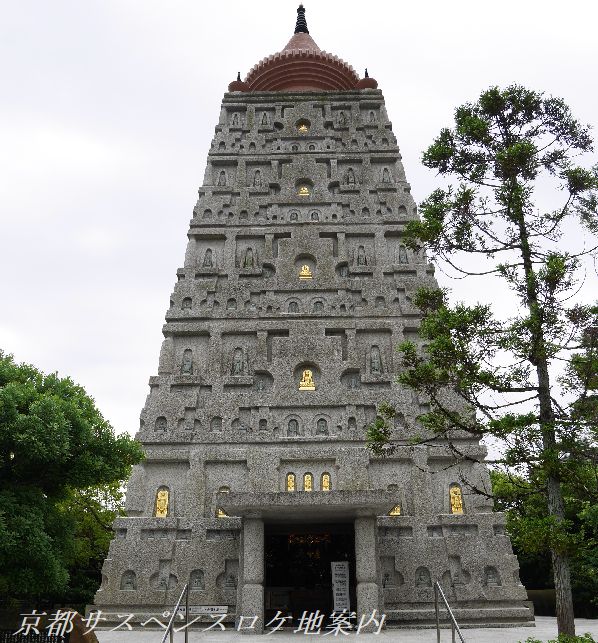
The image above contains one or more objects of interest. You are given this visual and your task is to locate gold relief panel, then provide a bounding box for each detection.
[286,473,296,492]
[388,504,401,516]
[449,484,464,514]
[303,473,314,492]
[321,472,331,491]
[155,487,169,518]
[299,369,316,391]
[299,264,313,279]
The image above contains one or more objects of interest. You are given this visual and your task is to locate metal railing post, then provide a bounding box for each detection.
[184,584,189,643]
[435,582,441,643]
[433,581,466,643]
[160,584,189,643]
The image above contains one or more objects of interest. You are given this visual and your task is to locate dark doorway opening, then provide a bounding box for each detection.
[264,523,356,624]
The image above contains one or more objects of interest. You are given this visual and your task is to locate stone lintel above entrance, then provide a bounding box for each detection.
[218,490,397,523]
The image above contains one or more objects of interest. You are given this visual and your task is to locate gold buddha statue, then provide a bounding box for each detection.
[299,369,316,391]
[299,264,313,279]
[155,488,169,518]
[216,507,229,518]
[449,485,464,514]
[388,504,401,516]
[303,473,313,491]
[298,185,310,196]
[298,123,309,133]
[286,473,296,491]
[321,473,331,491]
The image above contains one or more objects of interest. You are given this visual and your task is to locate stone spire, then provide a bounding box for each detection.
[294,4,309,34]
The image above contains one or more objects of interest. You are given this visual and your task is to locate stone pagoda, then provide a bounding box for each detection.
[94,5,533,632]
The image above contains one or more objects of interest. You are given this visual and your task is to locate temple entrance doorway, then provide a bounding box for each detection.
[264,523,356,625]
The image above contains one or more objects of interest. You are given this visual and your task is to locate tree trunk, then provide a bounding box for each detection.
[516,206,576,636]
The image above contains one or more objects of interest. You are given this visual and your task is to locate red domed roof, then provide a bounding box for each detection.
[240,5,372,93]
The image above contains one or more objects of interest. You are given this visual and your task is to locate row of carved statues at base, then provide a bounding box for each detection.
[118,563,503,593]
[119,567,235,592]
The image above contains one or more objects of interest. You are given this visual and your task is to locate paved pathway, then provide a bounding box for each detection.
[97,616,598,642]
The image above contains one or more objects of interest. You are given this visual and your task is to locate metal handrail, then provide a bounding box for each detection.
[160,583,189,643]
[434,581,466,643]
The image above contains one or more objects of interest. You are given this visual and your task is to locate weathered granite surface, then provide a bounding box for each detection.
[92,88,533,630]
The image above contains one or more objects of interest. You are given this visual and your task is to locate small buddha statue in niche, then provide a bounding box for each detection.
[261,112,269,126]
[298,123,309,133]
[298,185,310,196]
[216,507,228,518]
[389,504,401,516]
[231,113,239,127]
[121,571,136,590]
[231,347,246,376]
[202,248,214,268]
[316,418,329,435]
[321,473,331,491]
[356,245,368,266]
[181,349,193,375]
[398,245,408,264]
[288,419,299,436]
[290,211,299,221]
[299,264,313,280]
[449,485,464,514]
[243,247,255,268]
[416,568,431,587]
[253,170,262,187]
[382,167,391,183]
[486,567,500,586]
[218,170,227,186]
[346,168,356,184]
[338,111,347,126]
[155,488,169,518]
[190,571,204,590]
[370,345,382,375]
[299,369,316,391]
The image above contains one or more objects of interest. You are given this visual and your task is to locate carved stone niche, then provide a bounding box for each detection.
[193,236,225,275]
[212,162,238,189]
[341,369,361,390]
[356,329,392,383]
[254,370,274,392]
[216,559,239,601]
[346,234,375,274]
[222,333,257,387]
[246,164,269,190]
[236,235,265,276]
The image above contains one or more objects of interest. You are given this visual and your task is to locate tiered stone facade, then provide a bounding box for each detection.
[94,11,534,628]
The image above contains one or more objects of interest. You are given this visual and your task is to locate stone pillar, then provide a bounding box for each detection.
[238,517,264,634]
[354,516,380,630]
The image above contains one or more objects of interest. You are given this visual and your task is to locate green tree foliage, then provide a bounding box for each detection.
[366,86,598,635]
[492,470,598,618]
[0,350,144,600]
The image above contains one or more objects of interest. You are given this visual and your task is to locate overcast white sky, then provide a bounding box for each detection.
[1,0,597,437]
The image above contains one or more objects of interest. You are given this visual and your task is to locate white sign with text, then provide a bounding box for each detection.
[331,561,350,612]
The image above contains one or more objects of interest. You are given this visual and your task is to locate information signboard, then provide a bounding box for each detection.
[331,561,350,612]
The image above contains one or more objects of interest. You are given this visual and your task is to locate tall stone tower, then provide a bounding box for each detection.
[94,6,533,631]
